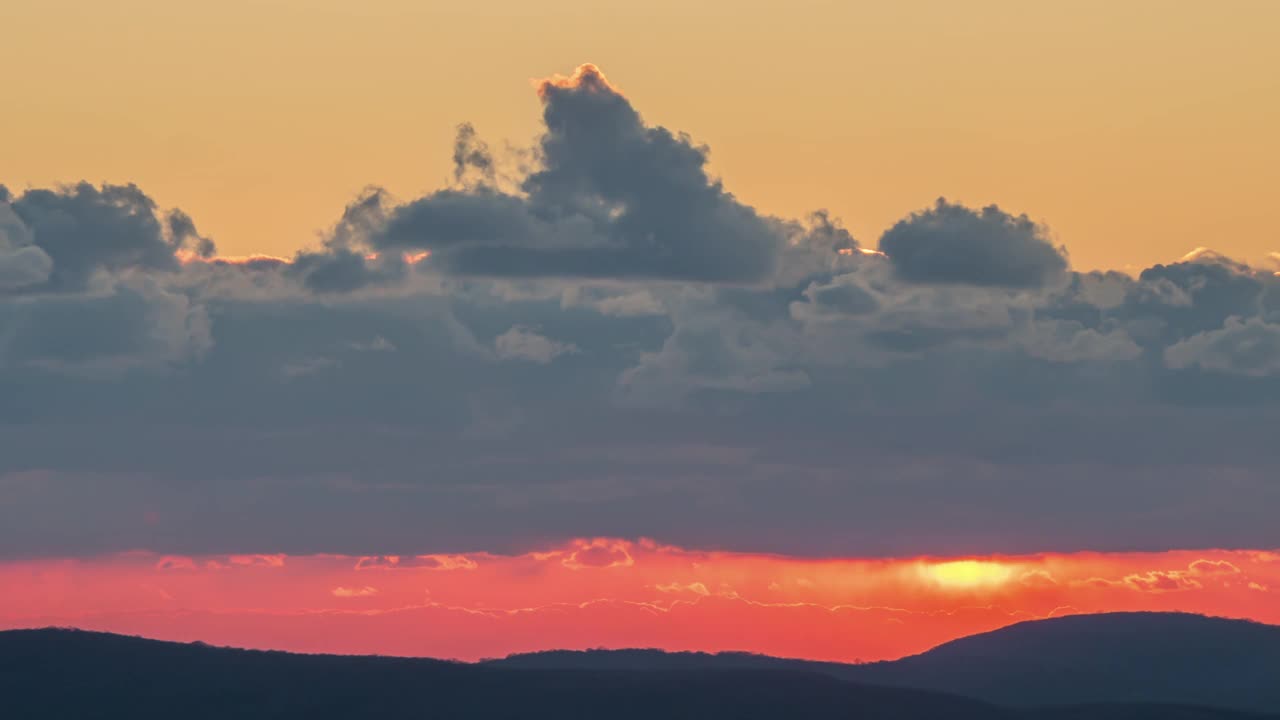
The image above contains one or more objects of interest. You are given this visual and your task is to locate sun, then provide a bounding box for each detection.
[923,560,1013,589]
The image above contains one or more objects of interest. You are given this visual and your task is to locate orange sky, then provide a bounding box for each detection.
[3,1,1278,272]
[4,540,1276,661]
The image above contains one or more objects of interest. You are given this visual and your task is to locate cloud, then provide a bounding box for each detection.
[0,205,54,291]
[354,554,478,571]
[332,585,380,598]
[1018,320,1141,364]
[0,276,211,374]
[154,555,197,571]
[655,581,711,595]
[351,64,782,283]
[1105,559,1247,593]
[451,122,495,185]
[800,275,879,317]
[353,556,406,570]
[879,199,1068,288]
[5,182,214,292]
[1188,559,1241,576]
[1120,256,1274,346]
[1018,570,1059,587]
[562,539,635,569]
[286,247,407,294]
[1123,570,1202,593]
[0,245,53,292]
[1164,316,1280,376]
[228,554,286,568]
[5,65,1280,560]
[494,326,578,363]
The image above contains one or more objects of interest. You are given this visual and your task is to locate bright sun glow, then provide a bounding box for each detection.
[924,560,1014,588]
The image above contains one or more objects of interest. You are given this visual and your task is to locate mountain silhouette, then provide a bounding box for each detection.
[849,612,1280,712]
[0,629,1010,719]
[2,612,1276,719]
[490,612,1280,714]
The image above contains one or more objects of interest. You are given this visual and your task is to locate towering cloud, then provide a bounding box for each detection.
[351,65,782,282]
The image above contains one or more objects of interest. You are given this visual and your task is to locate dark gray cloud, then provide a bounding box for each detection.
[802,276,880,316]
[879,199,1068,288]
[451,122,496,185]
[1119,254,1274,348]
[4,182,215,293]
[355,65,782,282]
[286,248,408,294]
[1165,316,1280,376]
[0,204,54,291]
[2,65,1280,560]
[0,277,210,375]
[0,245,53,291]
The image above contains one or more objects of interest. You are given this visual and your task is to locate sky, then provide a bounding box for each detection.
[2,1,1280,660]
[3,1,1279,270]
[4,543,1277,662]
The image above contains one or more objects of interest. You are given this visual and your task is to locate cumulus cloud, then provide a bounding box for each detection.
[879,199,1068,288]
[5,65,1280,560]
[0,205,54,291]
[619,297,811,405]
[346,64,783,283]
[1164,316,1280,376]
[4,182,215,292]
[494,326,578,363]
[286,247,408,294]
[1018,320,1141,364]
[0,245,53,292]
[0,277,211,374]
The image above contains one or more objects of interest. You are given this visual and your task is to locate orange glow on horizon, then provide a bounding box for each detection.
[923,559,1013,589]
[1,540,1277,662]
[175,250,430,266]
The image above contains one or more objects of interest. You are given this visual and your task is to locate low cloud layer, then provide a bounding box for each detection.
[2,65,1279,559]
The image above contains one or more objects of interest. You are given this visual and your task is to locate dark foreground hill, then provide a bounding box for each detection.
[0,629,999,720]
[490,612,1280,714]
[1,613,1276,719]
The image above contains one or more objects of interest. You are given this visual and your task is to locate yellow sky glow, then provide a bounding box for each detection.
[924,560,1015,589]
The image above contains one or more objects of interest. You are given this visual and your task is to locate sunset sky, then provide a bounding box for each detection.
[2,1,1279,661]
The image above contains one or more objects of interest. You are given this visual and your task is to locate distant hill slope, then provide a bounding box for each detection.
[490,612,1280,714]
[850,612,1280,712]
[3,625,1274,720]
[0,628,1009,720]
